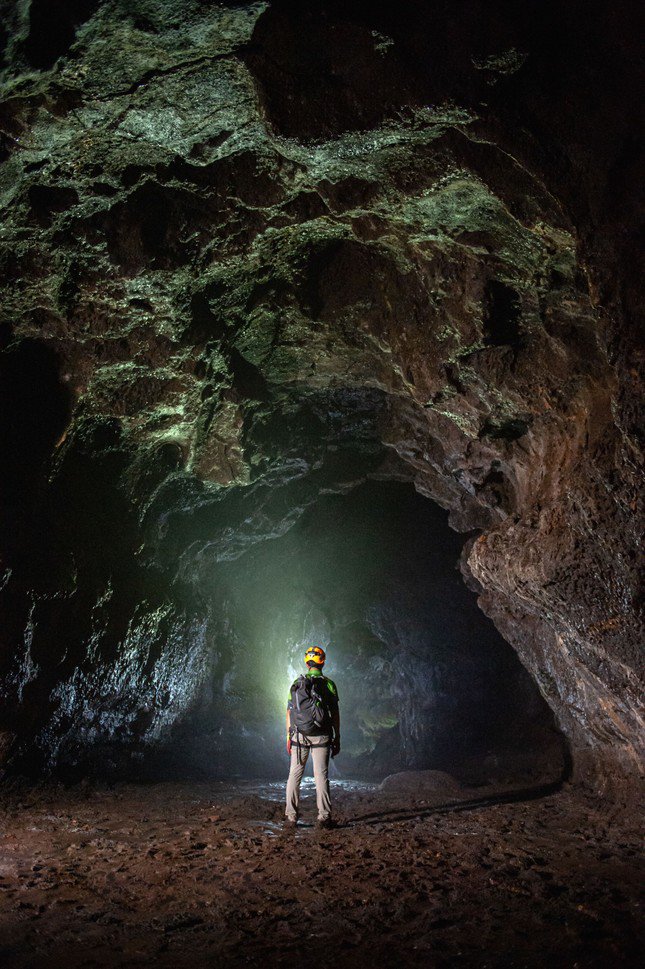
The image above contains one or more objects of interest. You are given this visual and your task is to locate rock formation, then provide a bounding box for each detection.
[0,1,641,797]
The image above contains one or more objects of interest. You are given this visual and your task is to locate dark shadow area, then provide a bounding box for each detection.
[344,776,567,828]
[22,0,100,70]
[482,279,521,349]
[0,337,71,567]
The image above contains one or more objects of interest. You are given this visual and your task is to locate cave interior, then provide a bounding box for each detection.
[0,1,642,967]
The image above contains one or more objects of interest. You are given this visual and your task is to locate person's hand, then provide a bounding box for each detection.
[286,735,292,756]
[331,737,340,758]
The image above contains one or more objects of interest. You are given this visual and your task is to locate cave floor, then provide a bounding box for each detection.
[0,778,641,969]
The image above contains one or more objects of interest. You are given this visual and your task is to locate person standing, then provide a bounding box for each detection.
[284,645,340,829]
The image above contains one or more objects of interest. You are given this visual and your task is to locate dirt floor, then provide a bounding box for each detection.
[0,775,642,968]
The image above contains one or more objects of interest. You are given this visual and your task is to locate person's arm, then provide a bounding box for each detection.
[286,706,292,755]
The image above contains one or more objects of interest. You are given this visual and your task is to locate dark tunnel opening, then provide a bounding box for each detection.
[0,337,72,570]
[144,480,566,788]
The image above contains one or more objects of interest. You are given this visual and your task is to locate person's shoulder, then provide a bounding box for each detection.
[324,676,338,696]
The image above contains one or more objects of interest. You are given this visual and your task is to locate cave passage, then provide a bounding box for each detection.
[168,480,565,786]
[0,0,642,965]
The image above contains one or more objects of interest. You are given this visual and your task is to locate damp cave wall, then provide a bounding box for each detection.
[0,0,642,796]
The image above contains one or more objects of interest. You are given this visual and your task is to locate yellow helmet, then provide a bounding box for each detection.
[304,645,326,668]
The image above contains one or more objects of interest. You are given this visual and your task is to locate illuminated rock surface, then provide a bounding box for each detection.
[0,0,642,803]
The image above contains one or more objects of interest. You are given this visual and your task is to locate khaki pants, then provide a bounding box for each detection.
[285,731,332,821]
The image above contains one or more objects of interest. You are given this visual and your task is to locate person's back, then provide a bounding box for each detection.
[284,645,340,829]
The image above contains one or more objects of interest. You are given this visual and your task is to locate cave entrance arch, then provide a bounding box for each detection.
[164,480,566,786]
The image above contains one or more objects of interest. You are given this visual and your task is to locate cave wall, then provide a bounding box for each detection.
[0,1,641,792]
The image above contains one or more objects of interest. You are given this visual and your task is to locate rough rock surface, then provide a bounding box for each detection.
[0,2,642,794]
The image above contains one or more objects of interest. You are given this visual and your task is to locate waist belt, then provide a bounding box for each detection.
[291,730,331,749]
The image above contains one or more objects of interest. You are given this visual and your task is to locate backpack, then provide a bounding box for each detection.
[288,675,331,736]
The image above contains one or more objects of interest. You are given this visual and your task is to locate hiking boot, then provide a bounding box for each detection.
[315,817,335,830]
[283,817,298,830]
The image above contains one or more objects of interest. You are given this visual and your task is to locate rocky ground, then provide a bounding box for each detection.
[0,776,641,968]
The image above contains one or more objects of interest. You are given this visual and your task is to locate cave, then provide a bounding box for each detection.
[0,1,642,967]
[142,479,566,786]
